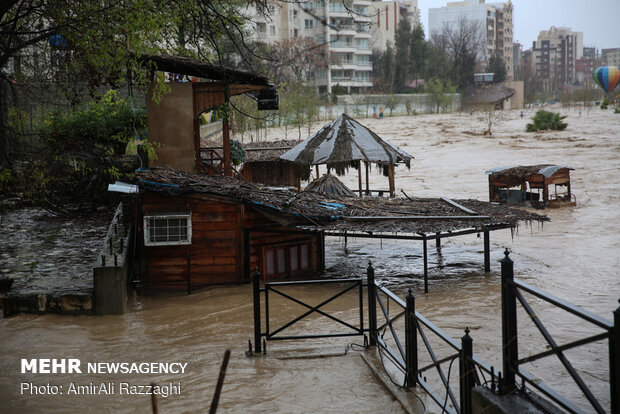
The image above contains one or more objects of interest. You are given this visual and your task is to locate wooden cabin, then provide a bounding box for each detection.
[239,140,301,187]
[136,174,323,292]
[487,165,575,208]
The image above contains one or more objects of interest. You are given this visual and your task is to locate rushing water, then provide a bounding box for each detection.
[1,107,619,413]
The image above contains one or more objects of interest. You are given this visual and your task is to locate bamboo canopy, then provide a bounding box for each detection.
[279,114,413,197]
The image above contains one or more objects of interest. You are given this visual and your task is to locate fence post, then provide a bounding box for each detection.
[460,327,474,414]
[501,249,518,393]
[252,267,262,354]
[405,288,418,388]
[367,261,377,346]
[611,299,620,414]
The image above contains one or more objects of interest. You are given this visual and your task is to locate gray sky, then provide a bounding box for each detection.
[418,0,619,50]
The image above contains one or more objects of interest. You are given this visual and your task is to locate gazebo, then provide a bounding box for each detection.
[279,113,412,197]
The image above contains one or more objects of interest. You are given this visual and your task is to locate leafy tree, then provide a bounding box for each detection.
[487,55,507,83]
[425,78,457,113]
[526,110,567,132]
[372,42,395,93]
[393,18,412,92]
[39,90,146,155]
[409,24,428,87]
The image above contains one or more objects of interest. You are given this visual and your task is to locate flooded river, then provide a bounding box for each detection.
[1,106,619,413]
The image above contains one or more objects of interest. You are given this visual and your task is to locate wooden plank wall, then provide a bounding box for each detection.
[139,192,319,291]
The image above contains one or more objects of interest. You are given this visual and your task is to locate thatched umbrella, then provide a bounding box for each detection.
[280,113,412,197]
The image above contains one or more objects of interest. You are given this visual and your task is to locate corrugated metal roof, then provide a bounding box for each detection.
[486,165,574,179]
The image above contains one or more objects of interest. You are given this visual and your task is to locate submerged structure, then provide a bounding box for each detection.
[280,114,412,197]
[486,165,575,208]
[133,167,546,292]
[239,140,301,187]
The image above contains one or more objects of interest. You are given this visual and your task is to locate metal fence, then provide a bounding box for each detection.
[249,254,620,413]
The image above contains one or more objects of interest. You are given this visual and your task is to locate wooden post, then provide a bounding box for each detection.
[388,164,395,197]
[365,161,370,195]
[243,229,250,282]
[367,261,377,346]
[253,267,262,354]
[315,164,319,179]
[223,114,232,177]
[423,236,428,293]
[435,233,441,249]
[358,160,363,197]
[484,231,490,273]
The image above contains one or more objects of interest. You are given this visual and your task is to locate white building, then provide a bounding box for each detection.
[248,0,374,93]
[368,0,421,52]
[428,0,513,80]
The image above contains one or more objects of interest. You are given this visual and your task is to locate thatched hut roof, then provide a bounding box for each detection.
[463,84,515,107]
[136,167,547,235]
[279,114,412,176]
[304,174,357,197]
[486,165,573,186]
[242,140,300,162]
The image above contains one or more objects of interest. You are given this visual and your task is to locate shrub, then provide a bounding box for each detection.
[601,96,609,109]
[526,110,568,132]
[39,90,146,155]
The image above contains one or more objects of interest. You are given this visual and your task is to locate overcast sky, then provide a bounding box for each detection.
[418,0,619,50]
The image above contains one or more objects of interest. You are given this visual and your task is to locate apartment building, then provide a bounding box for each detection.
[601,48,620,67]
[367,0,421,52]
[532,26,583,91]
[249,0,373,93]
[428,0,513,80]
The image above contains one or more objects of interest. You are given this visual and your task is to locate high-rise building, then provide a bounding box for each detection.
[532,26,583,91]
[249,0,374,94]
[601,48,620,67]
[368,0,421,52]
[428,0,513,80]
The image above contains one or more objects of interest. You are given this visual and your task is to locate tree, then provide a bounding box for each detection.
[425,78,457,113]
[372,42,396,93]
[0,0,275,166]
[487,55,507,83]
[479,104,508,135]
[409,24,427,87]
[264,37,330,85]
[393,18,412,92]
[430,18,483,89]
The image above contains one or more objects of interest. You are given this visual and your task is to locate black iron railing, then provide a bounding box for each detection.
[249,254,619,414]
[251,269,365,353]
[500,249,619,414]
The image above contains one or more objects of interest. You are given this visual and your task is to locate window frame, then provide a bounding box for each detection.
[143,212,192,247]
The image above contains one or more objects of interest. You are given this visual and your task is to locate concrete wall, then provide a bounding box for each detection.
[503,80,524,110]
[147,83,195,172]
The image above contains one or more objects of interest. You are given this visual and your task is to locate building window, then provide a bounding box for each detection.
[270,25,276,35]
[305,19,313,29]
[256,22,266,34]
[264,243,311,278]
[144,213,192,246]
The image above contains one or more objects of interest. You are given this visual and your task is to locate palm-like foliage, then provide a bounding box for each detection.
[526,110,568,132]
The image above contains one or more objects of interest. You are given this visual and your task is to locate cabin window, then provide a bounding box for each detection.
[143,213,192,246]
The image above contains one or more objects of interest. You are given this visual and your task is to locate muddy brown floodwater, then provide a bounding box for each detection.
[1,106,619,413]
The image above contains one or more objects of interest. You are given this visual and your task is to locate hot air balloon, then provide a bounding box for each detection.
[593,66,620,94]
